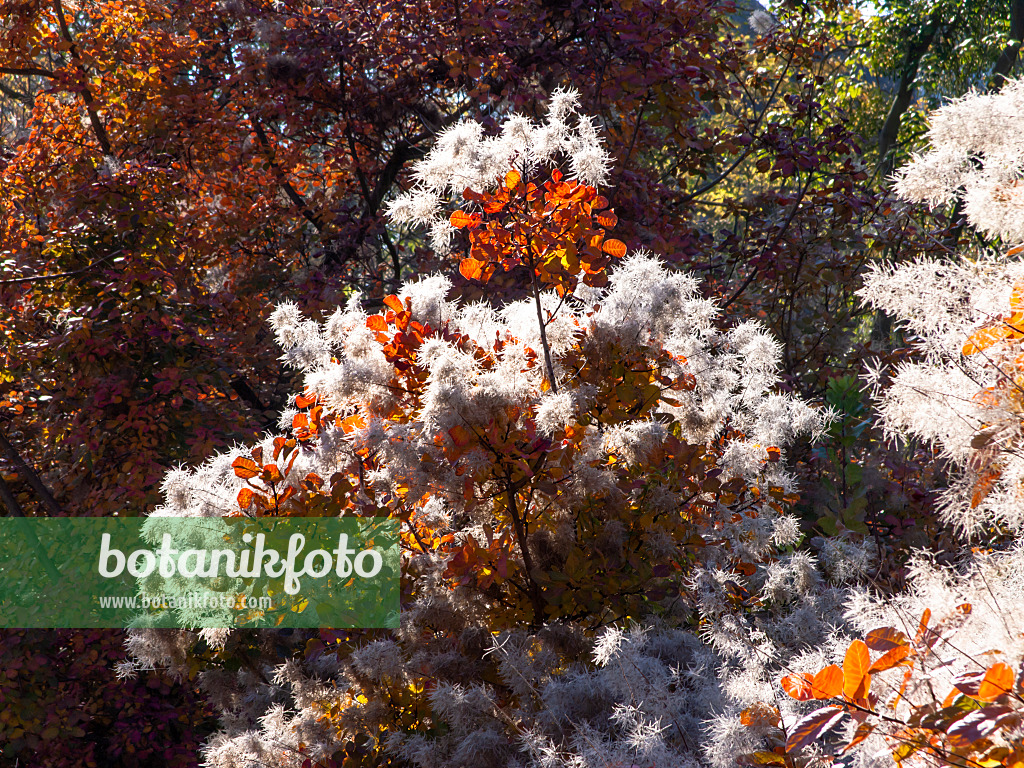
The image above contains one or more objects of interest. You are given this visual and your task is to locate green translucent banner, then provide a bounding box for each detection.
[0,517,399,628]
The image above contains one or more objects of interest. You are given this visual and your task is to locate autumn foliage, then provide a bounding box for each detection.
[2,0,1023,766]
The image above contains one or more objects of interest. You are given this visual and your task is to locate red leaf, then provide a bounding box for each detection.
[946,707,1007,748]
[865,627,908,652]
[785,706,845,753]
[232,456,260,479]
[953,669,985,697]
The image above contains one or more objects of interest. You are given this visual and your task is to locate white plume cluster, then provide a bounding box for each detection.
[893,77,1024,242]
[385,87,612,252]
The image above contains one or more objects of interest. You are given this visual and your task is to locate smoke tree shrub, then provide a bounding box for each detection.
[121,96,842,768]
[753,81,1024,767]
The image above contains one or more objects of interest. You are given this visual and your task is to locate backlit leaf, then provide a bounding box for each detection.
[843,640,871,700]
[781,673,815,701]
[237,487,255,509]
[601,238,627,258]
[232,456,260,479]
[977,663,1014,702]
[450,209,481,228]
[810,665,844,698]
[785,706,845,753]
[869,645,912,673]
[865,627,908,651]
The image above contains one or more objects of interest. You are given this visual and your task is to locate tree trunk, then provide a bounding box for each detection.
[876,7,945,178]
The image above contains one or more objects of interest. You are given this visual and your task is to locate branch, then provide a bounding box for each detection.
[0,80,32,104]
[721,174,813,311]
[504,480,546,628]
[0,249,122,285]
[250,119,326,233]
[0,426,62,515]
[52,0,113,155]
[0,66,55,78]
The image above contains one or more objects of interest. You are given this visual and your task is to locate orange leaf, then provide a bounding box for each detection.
[765,446,781,461]
[810,665,844,699]
[262,463,283,484]
[739,703,780,728]
[865,627,908,651]
[1012,280,1024,311]
[977,663,1015,702]
[601,238,627,258]
[448,424,473,450]
[383,294,405,313]
[869,645,912,673]
[915,608,932,643]
[963,324,1015,355]
[295,393,316,408]
[781,673,815,701]
[237,487,255,509]
[841,722,876,753]
[843,640,871,700]
[232,456,260,479]
[341,414,365,433]
[450,209,481,228]
[596,210,618,228]
[366,315,388,332]
[785,706,845,753]
[505,169,522,190]
[459,257,493,282]
[971,467,1001,509]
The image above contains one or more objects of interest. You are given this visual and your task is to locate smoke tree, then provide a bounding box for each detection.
[120,93,845,768]
[744,80,1024,767]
